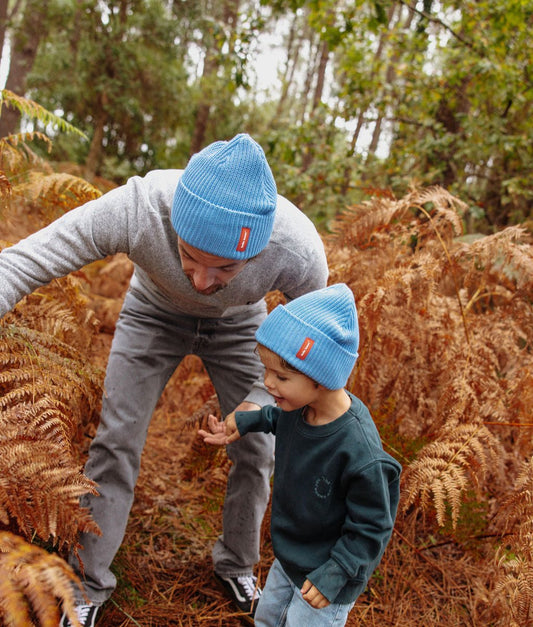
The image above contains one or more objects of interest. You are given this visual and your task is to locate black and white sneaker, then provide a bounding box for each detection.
[59,604,99,627]
[215,572,261,621]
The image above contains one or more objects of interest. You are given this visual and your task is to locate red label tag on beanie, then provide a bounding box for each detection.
[296,337,314,360]
[236,227,251,252]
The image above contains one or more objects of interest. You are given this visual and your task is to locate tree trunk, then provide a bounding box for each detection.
[340,120,365,196]
[367,4,413,159]
[84,96,108,179]
[311,39,329,114]
[190,52,219,155]
[300,39,329,174]
[0,0,48,137]
[274,13,300,120]
[190,100,211,155]
[0,0,23,79]
[432,75,470,188]
[0,0,9,75]
[299,24,317,124]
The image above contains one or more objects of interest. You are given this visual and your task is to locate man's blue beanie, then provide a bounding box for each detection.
[256,284,360,390]
[171,133,277,259]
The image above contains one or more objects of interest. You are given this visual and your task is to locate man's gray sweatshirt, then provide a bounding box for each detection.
[0,169,329,403]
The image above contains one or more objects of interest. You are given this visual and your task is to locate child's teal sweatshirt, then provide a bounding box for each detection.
[235,392,401,604]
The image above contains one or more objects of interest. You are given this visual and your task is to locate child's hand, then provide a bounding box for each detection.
[300,580,330,609]
[198,414,227,445]
[198,413,241,445]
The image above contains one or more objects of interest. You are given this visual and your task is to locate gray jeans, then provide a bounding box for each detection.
[71,289,274,605]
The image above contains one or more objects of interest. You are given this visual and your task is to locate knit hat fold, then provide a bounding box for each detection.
[256,283,359,390]
[171,133,277,259]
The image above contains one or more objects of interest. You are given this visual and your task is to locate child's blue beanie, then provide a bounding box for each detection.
[171,133,277,259]
[256,283,359,390]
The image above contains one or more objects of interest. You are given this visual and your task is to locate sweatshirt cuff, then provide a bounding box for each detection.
[307,559,354,603]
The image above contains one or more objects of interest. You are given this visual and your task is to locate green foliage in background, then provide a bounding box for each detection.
[1,0,531,231]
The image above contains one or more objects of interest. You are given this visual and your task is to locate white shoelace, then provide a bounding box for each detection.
[75,604,94,622]
[237,575,260,600]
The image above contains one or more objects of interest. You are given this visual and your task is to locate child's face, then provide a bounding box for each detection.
[257,345,319,412]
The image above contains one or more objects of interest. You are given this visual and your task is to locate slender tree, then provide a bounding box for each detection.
[0,0,48,137]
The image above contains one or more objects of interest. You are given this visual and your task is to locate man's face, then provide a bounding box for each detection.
[177,238,249,295]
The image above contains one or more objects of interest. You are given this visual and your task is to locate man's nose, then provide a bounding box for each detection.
[192,265,217,290]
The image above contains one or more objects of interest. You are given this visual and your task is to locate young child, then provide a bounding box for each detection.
[199,283,401,626]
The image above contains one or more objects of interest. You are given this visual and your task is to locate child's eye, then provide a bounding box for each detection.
[277,375,288,382]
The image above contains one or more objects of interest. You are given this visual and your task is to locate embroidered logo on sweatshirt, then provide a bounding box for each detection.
[314,476,332,499]
[236,227,251,252]
[296,337,314,360]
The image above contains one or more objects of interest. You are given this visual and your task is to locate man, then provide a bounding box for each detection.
[0,133,329,626]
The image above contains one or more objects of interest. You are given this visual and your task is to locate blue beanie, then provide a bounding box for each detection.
[171,133,277,259]
[256,284,359,390]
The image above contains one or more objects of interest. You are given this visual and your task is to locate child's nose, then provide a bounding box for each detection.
[263,371,274,390]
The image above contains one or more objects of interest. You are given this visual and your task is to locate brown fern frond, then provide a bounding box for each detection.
[16,171,101,220]
[435,341,505,428]
[0,432,100,548]
[2,273,101,354]
[20,296,91,340]
[0,140,53,185]
[407,185,466,242]
[495,456,533,541]
[493,555,533,627]
[0,130,53,153]
[182,393,221,432]
[507,368,533,443]
[0,274,103,553]
[0,531,84,627]
[0,171,12,198]
[180,434,230,482]
[180,395,229,481]
[328,195,409,250]
[493,457,533,627]
[344,255,459,438]
[0,324,102,435]
[1,321,84,362]
[328,185,465,254]
[455,226,533,299]
[0,309,101,379]
[401,423,504,528]
[0,401,71,447]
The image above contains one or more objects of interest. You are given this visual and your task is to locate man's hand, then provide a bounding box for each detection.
[234,400,260,413]
[300,579,330,609]
[198,413,241,445]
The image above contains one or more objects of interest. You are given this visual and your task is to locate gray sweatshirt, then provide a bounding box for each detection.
[0,169,328,320]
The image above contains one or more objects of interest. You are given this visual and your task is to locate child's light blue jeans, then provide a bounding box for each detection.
[255,559,355,627]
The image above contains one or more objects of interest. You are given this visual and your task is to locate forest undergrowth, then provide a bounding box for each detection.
[1,154,533,626]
